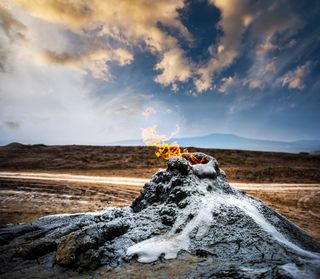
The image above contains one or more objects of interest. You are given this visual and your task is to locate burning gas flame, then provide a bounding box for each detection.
[142,125,207,164]
[182,152,208,165]
[142,125,185,160]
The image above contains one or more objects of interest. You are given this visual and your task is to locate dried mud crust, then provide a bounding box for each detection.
[0,153,320,278]
[0,178,135,224]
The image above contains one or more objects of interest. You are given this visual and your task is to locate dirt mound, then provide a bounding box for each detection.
[0,153,319,278]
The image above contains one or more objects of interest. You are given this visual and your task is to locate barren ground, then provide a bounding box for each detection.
[0,143,319,240]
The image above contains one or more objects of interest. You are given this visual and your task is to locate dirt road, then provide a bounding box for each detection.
[0,171,319,190]
[0,171,319,239]
[0,172,149,186]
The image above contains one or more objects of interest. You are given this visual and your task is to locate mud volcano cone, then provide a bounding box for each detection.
[0,153,319,278]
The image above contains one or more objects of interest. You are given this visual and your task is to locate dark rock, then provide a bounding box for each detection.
[167,156,190,175]
[56,232,77,266]
[160,206,177,226]
[76,249,100,270]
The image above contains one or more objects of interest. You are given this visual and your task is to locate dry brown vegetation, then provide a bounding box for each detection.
[1,143,320,183]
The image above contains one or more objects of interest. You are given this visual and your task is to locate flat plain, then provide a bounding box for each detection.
[0,143,319,240]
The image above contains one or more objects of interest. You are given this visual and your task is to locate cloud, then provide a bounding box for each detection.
[281,63,310,90]
[154,48,192,89]
[0,53,182,144]
[255,36,277,56]
[243,79,264,90]
[0,4,25,41]
[14,0,190,43]
[218,76,235,93]
[142,107,156,118]
[0,1,188,144]
[243,57,278,90]
[9,0,191,87]
[194,0,300,93]
[194,0,248,92]
[3,0,303,94]
[0,4,27,71]
[241,2,300,91]
[37,47,133,80]
[265,58,277,74]
[5,121,20,129]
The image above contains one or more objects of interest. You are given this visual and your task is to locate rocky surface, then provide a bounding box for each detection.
[0,152,319,278]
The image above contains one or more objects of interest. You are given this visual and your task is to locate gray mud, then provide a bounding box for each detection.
[1,153,319,278]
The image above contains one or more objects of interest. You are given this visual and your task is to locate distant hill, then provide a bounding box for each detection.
[110,133,320,153]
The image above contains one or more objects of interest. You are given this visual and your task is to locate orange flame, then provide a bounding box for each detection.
[142,125,185,160]
[142,126,207,164]
[182,152,208,165]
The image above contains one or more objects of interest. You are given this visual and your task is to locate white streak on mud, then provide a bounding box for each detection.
[127,192,320,263]
[217,195,320,259]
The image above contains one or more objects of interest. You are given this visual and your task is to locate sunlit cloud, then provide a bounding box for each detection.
[36,47,133,80]
[0,0,318,144]
[218,76,236,93]
[154,49,192,90]
[194,0,250,92]
[1,0,303,94]
[0,4,25,41]
[195,0,300,93]
[265,58,277,74]
[243,79,264,90]
[281,63,310,90]
[242,57,277,90]
[6,0,190,86]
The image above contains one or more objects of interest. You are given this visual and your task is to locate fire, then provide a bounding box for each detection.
[142,125,207,164]
[182,152,208,165]
[142,125,184,160]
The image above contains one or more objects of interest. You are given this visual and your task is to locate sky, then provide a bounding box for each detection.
[0,0,319,145]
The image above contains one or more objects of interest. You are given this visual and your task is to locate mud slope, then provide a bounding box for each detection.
[0,153,319,278]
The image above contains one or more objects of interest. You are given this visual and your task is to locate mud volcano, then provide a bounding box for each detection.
[0,153,319,278]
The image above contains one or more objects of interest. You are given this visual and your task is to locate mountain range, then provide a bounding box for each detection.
[110,133,320,153]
